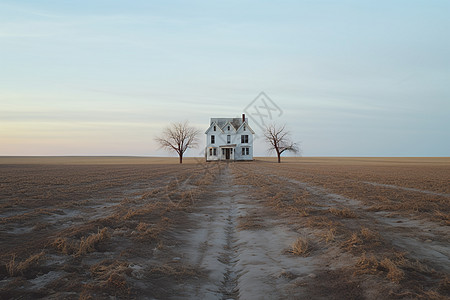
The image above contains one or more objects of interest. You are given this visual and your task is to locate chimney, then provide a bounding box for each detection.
[242,113,245,123]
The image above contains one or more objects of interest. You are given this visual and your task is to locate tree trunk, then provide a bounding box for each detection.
[179,154,183,164]
[277,150,281,163]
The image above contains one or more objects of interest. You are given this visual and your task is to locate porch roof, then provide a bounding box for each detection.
[218,144,237,148]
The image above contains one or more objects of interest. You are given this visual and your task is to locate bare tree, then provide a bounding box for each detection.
[264,124,300,163]
[155,121,200,164]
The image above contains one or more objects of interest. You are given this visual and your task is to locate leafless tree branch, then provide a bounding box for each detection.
[264,124,300,163]
[155,121,200,163]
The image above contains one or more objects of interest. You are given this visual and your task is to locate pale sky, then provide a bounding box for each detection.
[1,1,449,157]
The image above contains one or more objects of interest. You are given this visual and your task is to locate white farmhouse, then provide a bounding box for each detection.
[205,114,255,161]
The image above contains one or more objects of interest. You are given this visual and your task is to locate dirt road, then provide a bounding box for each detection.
[1,158,449,299]
[159,162,449,299]
[164,166,308,299]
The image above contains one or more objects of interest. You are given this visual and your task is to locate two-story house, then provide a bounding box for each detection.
[205,114,255,161]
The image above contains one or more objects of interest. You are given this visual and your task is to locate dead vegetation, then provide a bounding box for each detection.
[355,252,406,283]
[148,264,200,280]
[237,214,264,230]
[1,157,448,299]
[328,207,357,218]
[83,259,132,298]
[52,227,110,256]
[0,161,220,299]
[288,237,310,256]
[6,251,45,277]
[230,158,450,299]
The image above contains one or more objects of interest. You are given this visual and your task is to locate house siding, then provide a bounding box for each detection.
[205,115,254,161]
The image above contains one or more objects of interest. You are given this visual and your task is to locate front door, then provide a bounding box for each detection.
[225,148,230,160]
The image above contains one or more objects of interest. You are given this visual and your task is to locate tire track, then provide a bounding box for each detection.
[218,201,239,299]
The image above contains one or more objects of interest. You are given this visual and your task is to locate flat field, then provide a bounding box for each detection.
[0,157,449,299]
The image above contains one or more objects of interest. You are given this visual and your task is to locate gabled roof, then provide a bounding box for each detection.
[209,117,247,131]
[205,121,224,134]
[236,121,255,134]
[221,121,237,132]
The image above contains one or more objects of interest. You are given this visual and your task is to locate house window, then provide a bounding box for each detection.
[213,125,216,131]
[243,125,246,131]
[209,148,212,156]
[241,135,248,143]
[227,125,230,131]
[211,135,215,144]
[213,148,217,156]
[222,148,225,155]
[227,135,231,144]
[242,148,245,155]
[242,147,250,155]
[230,148,233,154]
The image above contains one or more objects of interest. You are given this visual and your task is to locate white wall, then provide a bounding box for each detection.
[205,123,253,161]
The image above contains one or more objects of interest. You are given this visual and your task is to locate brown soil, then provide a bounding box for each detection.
[0,157,449,299]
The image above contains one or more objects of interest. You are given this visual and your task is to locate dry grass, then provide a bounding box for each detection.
[237,214,264,230]
[52,227,110,256]
[0,156,205,165]
[305,216,335,229]
[438,276,450,295]
[79,259,132,298]
[149,264,200,280]
[359,226,379,240]
[135,217,171,241]
[341,232,363,251]
[1,157,448,298]
[380,258,404,283]
[341,227,382,253]
[136,222,149,232]
[78,227,110,256]
[90,259,130,281]
[321,227,337,243]
[246,158,450,220]
[355,252,379,275]
[433,210,450,226]
[6,251,45,277]
[328,207,357,218]
[355,253,404,283]
[230,159,449,299]
[422,290,449,300]
[52,237,73,255]
[289,237,310,256]
[0,160,216,299]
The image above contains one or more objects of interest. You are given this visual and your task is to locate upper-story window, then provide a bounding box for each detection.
[243,125,246,131]
[213,125,216,131]
[211,135,215,144]
[227,135,231,144]
[227,125,230,131]
[241,135,248,143]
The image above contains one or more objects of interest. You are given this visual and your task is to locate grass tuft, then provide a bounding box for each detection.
[6,251,45,277]
[322,227,337,243]
[289,237,310,256]
[329,207,357,218]
[380,258,404,283]
[237,215,263,230]
[149,264,199,280]
[52,227,110,256]
[77,227,110,256]
[354,252,379,275]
